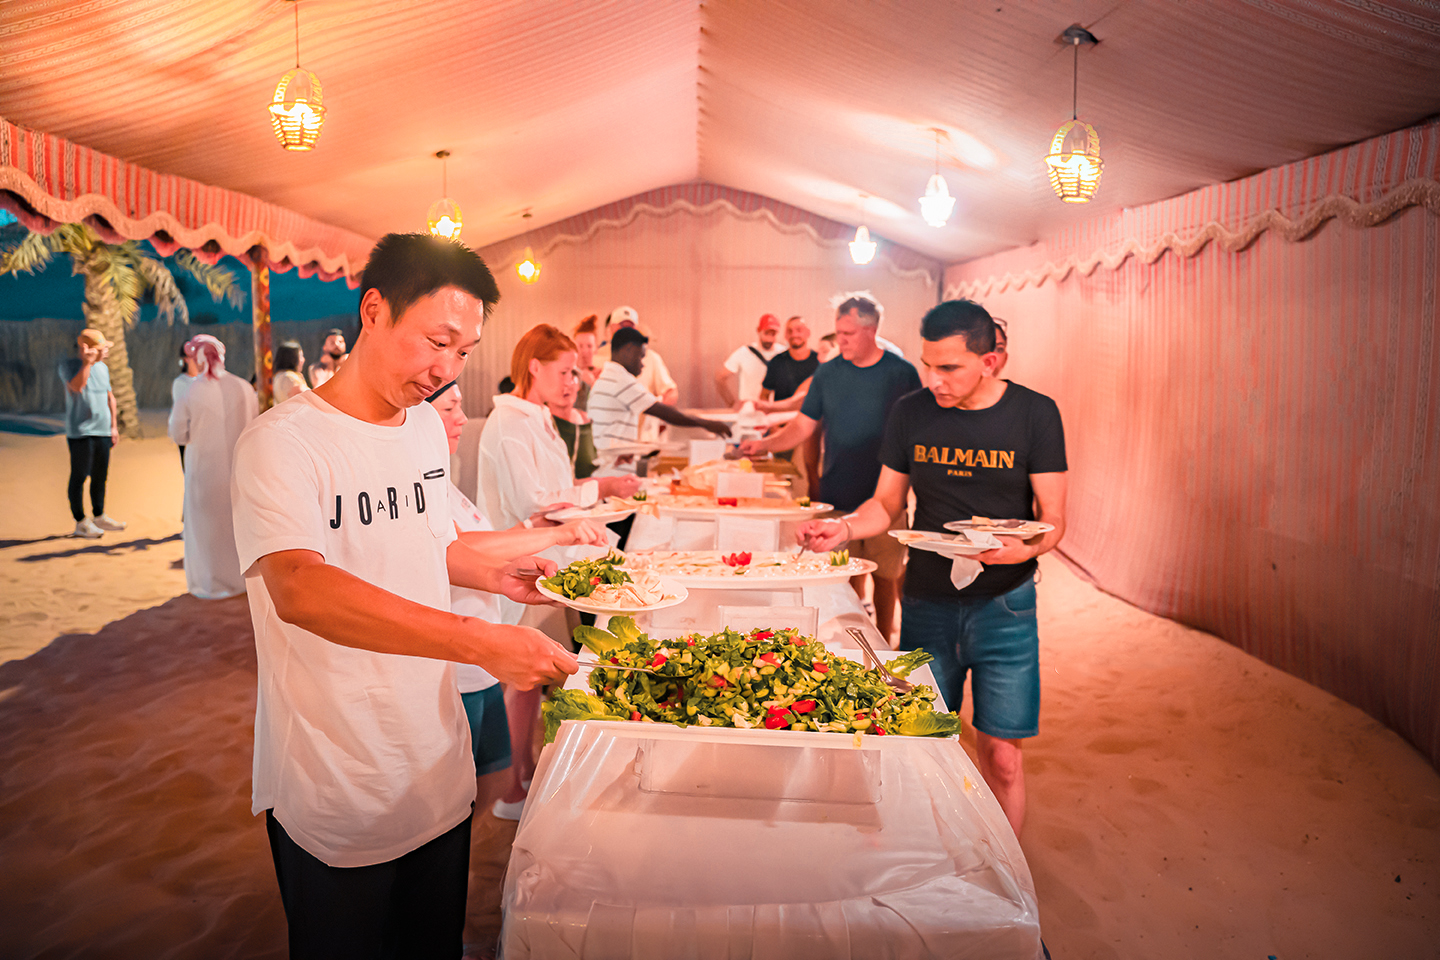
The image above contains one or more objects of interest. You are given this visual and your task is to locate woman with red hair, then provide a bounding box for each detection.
[477,324,638,527]
[476,324,640,819]
[167,334,258,598]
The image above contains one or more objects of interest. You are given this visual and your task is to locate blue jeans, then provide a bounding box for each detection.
[899,579,1041,739]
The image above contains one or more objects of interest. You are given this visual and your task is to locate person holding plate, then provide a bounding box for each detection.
[231,234,577,959]
[797,299,1066,839]
[477,324,641,526]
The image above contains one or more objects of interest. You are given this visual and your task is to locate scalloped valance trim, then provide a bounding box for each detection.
[944,178,1440,300]
[485,193,940,287]
[0,167,364,286]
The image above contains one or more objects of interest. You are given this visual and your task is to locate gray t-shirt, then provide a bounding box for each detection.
[57,358,112,439]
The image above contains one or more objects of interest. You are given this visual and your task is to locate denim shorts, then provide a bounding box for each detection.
[899,578,1040,740]
[460,685,513,777]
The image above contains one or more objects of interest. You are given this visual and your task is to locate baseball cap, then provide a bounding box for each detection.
[78,328,112,349]
[608,306,639,329]
[610,326,649,350]
[758,313,781,330]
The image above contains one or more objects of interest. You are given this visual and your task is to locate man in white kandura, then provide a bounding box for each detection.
[168,334,257,599]
[230,234,577,960]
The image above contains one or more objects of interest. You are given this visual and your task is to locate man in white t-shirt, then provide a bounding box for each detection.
[715,313,783,406]
[231,233,578,960]
[589,327,732,476]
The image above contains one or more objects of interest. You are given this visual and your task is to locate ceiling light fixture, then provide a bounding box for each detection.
[849,225,877,265]
[918,130,955,228]
[849,196,876,265]
[1046,25,1103,203]
[268,0,326,151]
[426,151,463,240]
[517,246,541,284]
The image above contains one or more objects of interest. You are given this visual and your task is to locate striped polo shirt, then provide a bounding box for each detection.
[589,360,658,448]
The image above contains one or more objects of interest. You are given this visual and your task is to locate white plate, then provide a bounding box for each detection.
[622,552,877,588]
[943,519,1055,538]
[536,578,689,615]
[654,500,833,520]
[545,506,637,524]
[889,529,1001,557]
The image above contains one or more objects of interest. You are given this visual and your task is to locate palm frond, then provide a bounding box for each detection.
[175,249,245,309]
[0,231,56,275]
[91,247,143,328]
[135,253,189,325]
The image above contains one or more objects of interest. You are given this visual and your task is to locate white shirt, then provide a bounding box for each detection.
[476,393,597,531]
[231,391,471,868]
[589,361,658,450]
[723,341,784,401]
[448,488,501,694]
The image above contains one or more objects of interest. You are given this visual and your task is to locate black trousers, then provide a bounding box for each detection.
[265,809,473,960]
[66,436,110,521]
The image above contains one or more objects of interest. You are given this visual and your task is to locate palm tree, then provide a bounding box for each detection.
[0,223,242,437]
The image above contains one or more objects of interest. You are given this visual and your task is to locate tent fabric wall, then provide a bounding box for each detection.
[0,117,372,284]
[466,184,941,417]
[944,122,1440,766]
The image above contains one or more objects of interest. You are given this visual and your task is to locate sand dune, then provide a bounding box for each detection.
[0,419,1436,959]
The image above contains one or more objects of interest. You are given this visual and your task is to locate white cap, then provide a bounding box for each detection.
[608,305,639,329]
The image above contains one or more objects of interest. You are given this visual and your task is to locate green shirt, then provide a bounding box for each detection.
[553,416,598,479]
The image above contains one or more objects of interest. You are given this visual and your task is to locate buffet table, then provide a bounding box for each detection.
[500,720,1042,959]
[500,466,1043,958]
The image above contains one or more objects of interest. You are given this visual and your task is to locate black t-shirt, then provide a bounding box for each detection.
[762,350,820,401]
[879,382,1067,600]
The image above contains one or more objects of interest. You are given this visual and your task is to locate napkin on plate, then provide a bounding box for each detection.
[949,529,999,590]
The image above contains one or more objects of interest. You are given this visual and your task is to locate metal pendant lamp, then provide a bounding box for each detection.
[426,151,463,240]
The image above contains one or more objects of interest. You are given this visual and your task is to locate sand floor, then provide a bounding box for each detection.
[0,417,1436,959]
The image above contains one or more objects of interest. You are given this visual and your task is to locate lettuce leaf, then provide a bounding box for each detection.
[573,625,623,656]
[885,648,935,678]
[542,689,628,743]
[891,710,964,737]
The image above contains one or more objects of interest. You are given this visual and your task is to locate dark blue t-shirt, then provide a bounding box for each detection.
[800,351,921,511]
[879,381,1067,599]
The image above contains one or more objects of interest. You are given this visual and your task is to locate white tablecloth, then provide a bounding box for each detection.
[500,721,1042,959]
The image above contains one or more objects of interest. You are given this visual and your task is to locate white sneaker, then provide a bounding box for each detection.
[491,797,526,821]
[93,514,127,531]
[73,518,103,539]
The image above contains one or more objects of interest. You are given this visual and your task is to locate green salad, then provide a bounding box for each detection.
[544,617,963,743]
[540,551,630,599]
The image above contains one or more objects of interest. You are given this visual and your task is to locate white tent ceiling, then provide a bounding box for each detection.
[3,0,1439,264]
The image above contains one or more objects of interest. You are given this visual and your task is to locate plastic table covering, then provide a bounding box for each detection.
[500,721,1042,959]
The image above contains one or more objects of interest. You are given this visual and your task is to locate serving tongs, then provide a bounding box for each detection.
[575,656,694,678]
[845,626,914,693]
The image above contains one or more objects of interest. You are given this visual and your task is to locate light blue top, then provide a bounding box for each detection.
[57,358,112,438]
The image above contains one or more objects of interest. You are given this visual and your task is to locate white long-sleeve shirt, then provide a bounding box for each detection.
[476,393,597,530]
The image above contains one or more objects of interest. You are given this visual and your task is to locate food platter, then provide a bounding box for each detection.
[622,550,877,587]
[890,529,1001,557]
[943,518,1055,538]
[536,577,688,616]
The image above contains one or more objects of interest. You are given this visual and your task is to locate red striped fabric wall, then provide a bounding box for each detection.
[946,122,1440,767]
[0,117,372,284]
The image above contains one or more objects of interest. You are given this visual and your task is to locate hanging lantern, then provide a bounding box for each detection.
[517,247,541,284]
[427,151,463,240]
[1046,119,1103,203]
[917,130,955,227]
[268,2,325,151]
[1047,25,1103,203]
[849,224,877,265]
